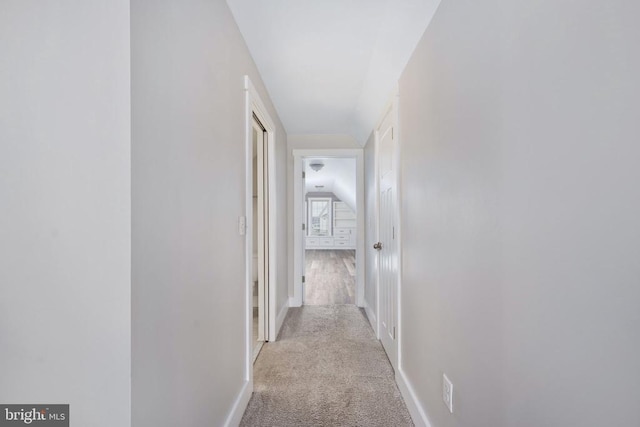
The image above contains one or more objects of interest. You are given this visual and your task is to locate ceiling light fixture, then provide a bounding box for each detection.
[309,161,324,172]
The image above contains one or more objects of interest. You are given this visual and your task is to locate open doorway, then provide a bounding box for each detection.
[303,158,357,305]
[293,149,364,308]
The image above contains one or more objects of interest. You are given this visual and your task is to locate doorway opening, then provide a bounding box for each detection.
[303,158,357,305]
[293,149,364,308]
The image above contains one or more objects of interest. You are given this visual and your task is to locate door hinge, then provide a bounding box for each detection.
[393,326,396,339]
[302,171,306,179]
[302,223,306,231]
[302,275,305,283]
[392,226,395,239]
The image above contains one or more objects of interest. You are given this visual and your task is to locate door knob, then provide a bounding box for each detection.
[373,242,382,250]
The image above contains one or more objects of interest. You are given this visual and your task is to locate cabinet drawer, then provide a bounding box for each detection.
[335,241,350,247]
[334,235,350,242]
[334,228,350,235]
[306,238,319,247]
[319,238,334,246]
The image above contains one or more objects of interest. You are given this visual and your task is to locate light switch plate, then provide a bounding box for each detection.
[238,216,246,236]
[443,373,453,413]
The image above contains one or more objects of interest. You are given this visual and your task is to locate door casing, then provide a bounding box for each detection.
[244,76,277,383]
[292,149,365,307]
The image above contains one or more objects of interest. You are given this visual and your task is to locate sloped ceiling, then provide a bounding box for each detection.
[226,0,441,144]
[305,158,356,211]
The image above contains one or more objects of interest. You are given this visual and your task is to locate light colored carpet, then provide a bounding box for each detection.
[240,305,414,427]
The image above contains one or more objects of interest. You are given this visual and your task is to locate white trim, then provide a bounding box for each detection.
[391,87,404,373]
[245,76,276,133]
[223,379,253,427]
[363,298,378,336]
[373,125,381,339]
[291,156,304,307]
[396,368,433,427]
[355,150,365,307]
[292,149,365,307]
[243,77,254,384]
[266,124,278,342]
[275,301,289,338]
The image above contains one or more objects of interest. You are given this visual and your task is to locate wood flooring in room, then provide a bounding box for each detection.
[304,249,356,305]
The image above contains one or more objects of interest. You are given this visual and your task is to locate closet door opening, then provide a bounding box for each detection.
[252,115,269,361]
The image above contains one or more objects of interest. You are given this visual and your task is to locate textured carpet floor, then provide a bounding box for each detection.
[240,305,414,427]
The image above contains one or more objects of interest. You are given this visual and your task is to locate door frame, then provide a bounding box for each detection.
[244,76,277,381]
[292,149,365,307]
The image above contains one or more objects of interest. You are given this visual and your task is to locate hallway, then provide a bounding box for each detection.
[3,1,639,426]
[240,305,413,426]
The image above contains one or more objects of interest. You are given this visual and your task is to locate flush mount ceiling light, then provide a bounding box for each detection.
[309,161,324,172]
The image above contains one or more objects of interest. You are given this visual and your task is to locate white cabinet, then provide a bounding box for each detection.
[331,229,355,248]
[319,237,334,247]
[305,236,334,248]
[306,237,320,248]
[332,202,356,249]
[333,201,356,229]
[305,201,356,250]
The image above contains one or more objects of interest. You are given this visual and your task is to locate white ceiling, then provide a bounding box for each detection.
[304,158,356,210]
[226,0,442,144]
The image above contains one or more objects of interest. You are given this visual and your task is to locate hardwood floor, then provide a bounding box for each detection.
[304,249,356,305]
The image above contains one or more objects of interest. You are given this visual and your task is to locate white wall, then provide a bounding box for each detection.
[131,0,287,425]
[289,134,362,150]
[396,0,640,426]
[0,1,131,426]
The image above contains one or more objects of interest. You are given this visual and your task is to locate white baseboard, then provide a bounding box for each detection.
[274,301,289,340]
[363,298,377,337]
[223,379,252,427]
[288,296,302,307]
[396,368,433,427]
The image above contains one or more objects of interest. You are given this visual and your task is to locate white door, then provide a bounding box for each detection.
[301,165,307,304]
[377,107,398,369]
[254,117,269,342]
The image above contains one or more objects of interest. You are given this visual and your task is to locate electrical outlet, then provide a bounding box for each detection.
[443,373,453,413]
